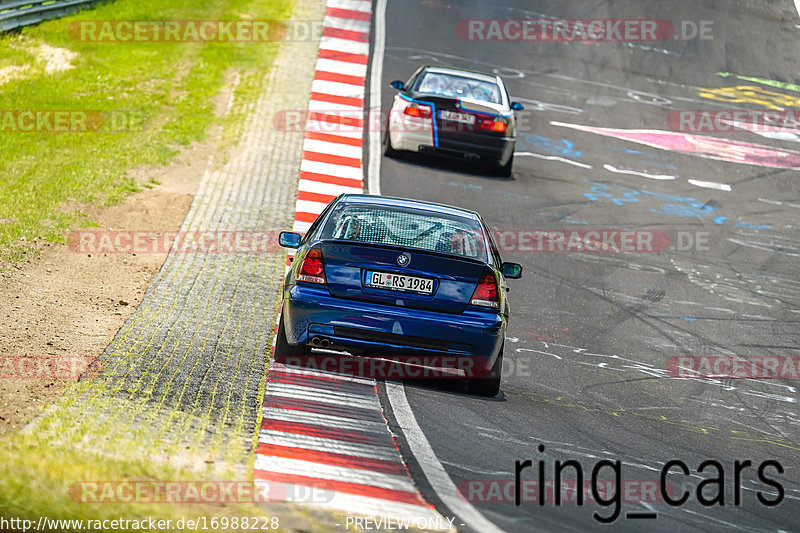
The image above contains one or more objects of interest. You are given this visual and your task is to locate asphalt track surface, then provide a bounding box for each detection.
[373,1,800,531]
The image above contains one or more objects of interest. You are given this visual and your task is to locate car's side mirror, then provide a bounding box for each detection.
[390,80,405,90]
[502,262,523,279]
[510,102,524,111]
[279,231,302,248]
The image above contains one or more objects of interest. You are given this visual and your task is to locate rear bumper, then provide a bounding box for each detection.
[391,126,515,165]
[282,284,505,373]
[388,114,515,166]
[434,136,515,166]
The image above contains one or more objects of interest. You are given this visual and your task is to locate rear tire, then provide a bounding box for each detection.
[383,125,399,158]
[494,153,513,177]
[273,317,297,364]
[466,345,503,397]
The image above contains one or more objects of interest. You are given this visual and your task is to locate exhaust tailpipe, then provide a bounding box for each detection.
[310,336,322,347]
[319,338,331,348]
[464,153,480,162]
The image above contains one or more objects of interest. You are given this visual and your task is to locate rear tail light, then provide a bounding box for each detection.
[297,247,326,284]
[480,118,507,133]
[404,103,432,119]
[470,271,500,309]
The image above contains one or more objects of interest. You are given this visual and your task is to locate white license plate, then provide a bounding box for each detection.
[439,110,475,124]
[365,270,434,294]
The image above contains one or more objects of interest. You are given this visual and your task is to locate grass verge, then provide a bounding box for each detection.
[0,0,292,262]
[0,0,353,528]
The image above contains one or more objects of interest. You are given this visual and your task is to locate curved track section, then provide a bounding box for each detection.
[375,1,800,531]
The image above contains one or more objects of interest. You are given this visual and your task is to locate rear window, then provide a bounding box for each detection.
[321,204,487,259]
[413,72,502,104]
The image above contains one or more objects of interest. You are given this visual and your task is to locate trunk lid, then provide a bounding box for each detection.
[319,241,486,314]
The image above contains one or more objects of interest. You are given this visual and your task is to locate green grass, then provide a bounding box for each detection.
[0,390,344,530]
[0,0,293,262]
[0,434,267,527]
[0,0,338,526]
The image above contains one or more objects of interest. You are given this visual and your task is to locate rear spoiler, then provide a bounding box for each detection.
[456,97,510,117]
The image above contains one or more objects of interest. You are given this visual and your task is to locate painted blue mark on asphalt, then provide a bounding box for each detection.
[445,181,538,200]
[517,133,582,158]
[652,203,714,218]
[584,181,640,206]
[735,221,771,230]
[583,181,771,229]
[606,146,676,169]
[607,146,671,160]
[447,181,483,190]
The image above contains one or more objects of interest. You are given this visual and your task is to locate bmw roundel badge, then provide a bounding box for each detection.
[397,253,410,266]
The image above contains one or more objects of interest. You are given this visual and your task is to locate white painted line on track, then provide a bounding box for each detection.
[328,0,373,12]
[304,139,364,158]
[262,407,389,433]
[295,199,334,214]
[291,220,313,233]
[319,37,370,55]
[267,380,377,400]
[275,364,376,384]
[254,455,419,492]
[308,100,364,114]
[366,0,386,195]
[300,159,364,180]
[316,58,368,76]
[297,179,363,196]
[604,163,675,180]
[305,120,364,138]
[259,430,401,461]
[311,79,367,96]
[266,384,379,409]
[385,382,507,533]
[325,16,372,34]
[516,151,592,169]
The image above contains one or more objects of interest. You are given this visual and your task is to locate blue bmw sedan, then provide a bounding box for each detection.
[276,194,522,396]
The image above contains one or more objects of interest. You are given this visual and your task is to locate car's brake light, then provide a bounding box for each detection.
[480,118,507,133]
[470,271,500,309]
[404,103,431,119]
[297,247,326,284]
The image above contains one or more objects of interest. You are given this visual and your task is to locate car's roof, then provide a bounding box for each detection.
[420,65,501,85]
[338,194,481,221]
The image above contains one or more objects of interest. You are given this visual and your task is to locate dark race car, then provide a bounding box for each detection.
[276,194,522,396]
